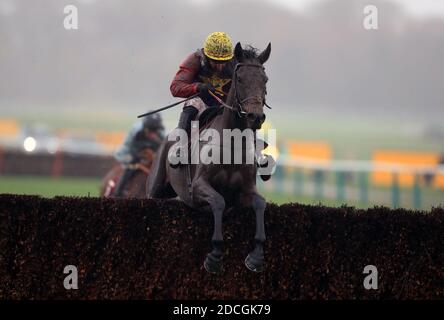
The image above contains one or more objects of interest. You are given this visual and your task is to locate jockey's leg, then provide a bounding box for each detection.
[170,105,198,168]
[178,105,198,135]
[114,167,137,197]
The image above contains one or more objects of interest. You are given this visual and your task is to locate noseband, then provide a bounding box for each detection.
[208,63,271,119]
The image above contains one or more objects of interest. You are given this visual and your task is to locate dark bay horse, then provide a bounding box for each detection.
[147,42,271,273]
[101,148,155,198]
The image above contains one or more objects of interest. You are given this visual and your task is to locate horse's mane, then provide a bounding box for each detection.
[242,45,260,60]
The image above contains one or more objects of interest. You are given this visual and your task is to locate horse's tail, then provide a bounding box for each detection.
[146,139,176,198]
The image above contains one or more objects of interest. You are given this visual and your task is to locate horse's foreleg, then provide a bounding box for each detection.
[205,199,224,274]
[245,193,266,272]
[193,180,225,274]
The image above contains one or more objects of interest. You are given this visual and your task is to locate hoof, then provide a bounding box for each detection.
[204,256,222,274]
[245,255,264,273]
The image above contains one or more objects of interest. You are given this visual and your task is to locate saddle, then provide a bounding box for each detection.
[197,106,224,131]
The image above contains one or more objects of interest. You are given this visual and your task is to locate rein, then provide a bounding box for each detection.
[207,63,271,119]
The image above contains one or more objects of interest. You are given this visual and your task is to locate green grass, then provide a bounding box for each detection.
[0,175,101,197]
[0,175,358,207]
[0,175,442,210]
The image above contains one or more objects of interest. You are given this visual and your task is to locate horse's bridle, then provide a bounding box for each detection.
[208,62,272,119]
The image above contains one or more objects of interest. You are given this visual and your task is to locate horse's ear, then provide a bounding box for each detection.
[234,42,244,62]
[258,43,271,64]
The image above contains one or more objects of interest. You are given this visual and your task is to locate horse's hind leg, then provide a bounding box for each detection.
[146,141,176,198]
[245,193,266,272]
[193,180,226,274]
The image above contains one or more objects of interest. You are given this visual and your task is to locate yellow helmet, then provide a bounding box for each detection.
[203,32,234,61]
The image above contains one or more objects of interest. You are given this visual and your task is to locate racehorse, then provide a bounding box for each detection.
[147,42,271,273]
[100,148,154,198]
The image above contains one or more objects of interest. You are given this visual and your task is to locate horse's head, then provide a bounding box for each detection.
[233,42,271,130]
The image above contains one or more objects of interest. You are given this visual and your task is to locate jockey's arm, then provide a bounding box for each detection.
[170,52,201,98]
[113,122,142,165]
[113,145,133,165]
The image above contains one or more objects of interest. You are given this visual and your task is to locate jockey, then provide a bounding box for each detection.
[170,31,236,135]
[169,32,275,178]
[113,113,165,197]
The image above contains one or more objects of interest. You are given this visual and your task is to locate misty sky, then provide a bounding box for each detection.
[187,0,444,17]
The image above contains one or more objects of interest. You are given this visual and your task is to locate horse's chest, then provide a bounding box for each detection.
[210,168,251,192]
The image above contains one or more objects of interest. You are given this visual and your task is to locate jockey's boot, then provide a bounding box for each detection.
[169,106,198,168]
[114,168,136,197]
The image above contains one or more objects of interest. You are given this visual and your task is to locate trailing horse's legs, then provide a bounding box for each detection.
[245,193,267,272]
[193,180,225,274]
